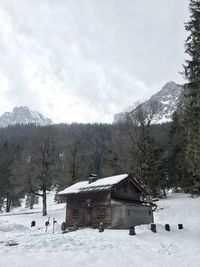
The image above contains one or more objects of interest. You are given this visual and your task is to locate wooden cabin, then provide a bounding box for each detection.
[58,174,154,229]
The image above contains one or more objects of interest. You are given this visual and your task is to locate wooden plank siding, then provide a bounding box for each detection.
[66,191,111,227]
[111,179,144,202]
[62,175,152,228]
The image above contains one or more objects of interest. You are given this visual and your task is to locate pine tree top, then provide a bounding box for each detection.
[184,0,200,82]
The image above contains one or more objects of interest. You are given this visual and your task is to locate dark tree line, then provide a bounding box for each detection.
[0,110,196,215]
[0,121,172,214]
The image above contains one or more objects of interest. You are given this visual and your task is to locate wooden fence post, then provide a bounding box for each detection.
[31,221,36,227]
[129,225,136,235]
[99,222,104,232]
[150,224,156,233]
[61,222,66,231]
[165,224,170,231]
[45,216,50,232]
[53,218,57,234]
[178,224,183,230]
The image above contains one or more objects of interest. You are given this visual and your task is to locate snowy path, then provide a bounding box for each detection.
[0,194,200,267]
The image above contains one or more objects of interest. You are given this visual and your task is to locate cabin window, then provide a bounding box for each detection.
[96,208,106,218]
[72,208,79,218]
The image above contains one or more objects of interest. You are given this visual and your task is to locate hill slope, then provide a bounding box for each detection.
[0,193,199,267]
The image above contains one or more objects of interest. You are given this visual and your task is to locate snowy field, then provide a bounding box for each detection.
[0,193,200,267]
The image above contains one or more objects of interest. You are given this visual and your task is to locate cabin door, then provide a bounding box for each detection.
[85,207,92,226]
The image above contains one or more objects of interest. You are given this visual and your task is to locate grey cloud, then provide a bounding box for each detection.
[0,0,190,123]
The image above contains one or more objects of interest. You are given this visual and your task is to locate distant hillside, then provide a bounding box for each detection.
[113,81,183,124]
[0,106,52,128]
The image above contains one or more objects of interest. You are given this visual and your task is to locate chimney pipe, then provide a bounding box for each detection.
[89,174,97,184]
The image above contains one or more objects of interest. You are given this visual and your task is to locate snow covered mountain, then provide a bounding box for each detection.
[0,106,53,127]
[113,81,183,124]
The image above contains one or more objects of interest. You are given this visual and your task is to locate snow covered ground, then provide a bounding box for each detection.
[0,193,200,267]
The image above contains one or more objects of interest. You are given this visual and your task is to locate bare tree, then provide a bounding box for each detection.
[101,124,131,176]
[61,132,87,186]
[27,129,58,216]
[126,101,159,195]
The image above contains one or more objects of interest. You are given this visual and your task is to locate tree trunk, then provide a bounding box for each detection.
[163,188,166,196]
[6,195,11,213]
[42,190,47,216]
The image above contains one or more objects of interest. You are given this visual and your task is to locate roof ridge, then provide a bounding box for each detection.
[58,174,129,195]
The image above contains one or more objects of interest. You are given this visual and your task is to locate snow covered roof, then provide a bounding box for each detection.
[58,174,129,195]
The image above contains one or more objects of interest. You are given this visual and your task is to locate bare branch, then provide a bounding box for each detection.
[46,183,58,192]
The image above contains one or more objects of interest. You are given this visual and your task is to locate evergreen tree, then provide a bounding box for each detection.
[0,141,24,212]
[165,112,190,190]
[183,0,200,184]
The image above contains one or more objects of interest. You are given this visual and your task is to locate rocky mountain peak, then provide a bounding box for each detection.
[113,81,183,124]
[0,106,53,128]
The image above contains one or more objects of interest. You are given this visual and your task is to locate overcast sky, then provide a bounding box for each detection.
[0,0,189,123]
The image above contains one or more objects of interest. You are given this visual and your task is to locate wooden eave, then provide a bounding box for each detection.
[111,174,147,195]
